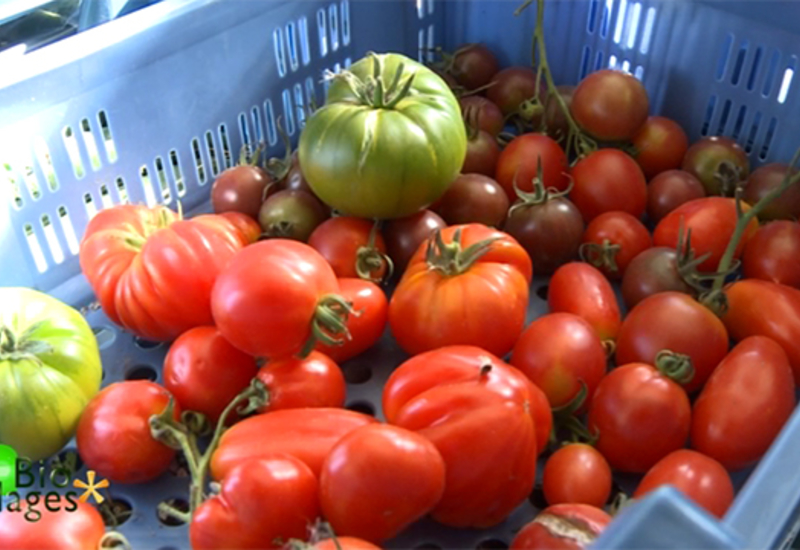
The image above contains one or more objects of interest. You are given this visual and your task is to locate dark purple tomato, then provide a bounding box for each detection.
[451,43,500,91]
[463,130,500,177]
[742,163,800,221]
[258,189,330,242]
[742,221,800,288]
[681,136,750,197]
[211,165,275,220]
[459,96,505,137]
[621,247,695,310]
[486,67,544,118]
[544,85,575,143]
[646,170,707,224]
[279,151,314,195]
[436,174,509,228]
[383,210,446,273]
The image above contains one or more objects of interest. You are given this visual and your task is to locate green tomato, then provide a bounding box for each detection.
[0,288,102,460]
[299,52,467,220]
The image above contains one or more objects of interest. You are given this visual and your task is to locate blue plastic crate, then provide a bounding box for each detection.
[1,0,800,548]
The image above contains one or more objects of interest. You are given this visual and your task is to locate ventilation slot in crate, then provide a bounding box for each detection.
[169,151,186,197]
[218,125,233,170]
[115,177,129,204]
[62,126,85,179]
[329,4,340,53]
[318,8,328,58]
[23,223,47,273]
[80,118,102,171]
[238,114,254,158]
[251,107,265,145]
[777,58,796,104]
[56,206,79,255]
[286,22,300,72]
[83,192,97,219]
[299,16,311,66]
[191,138,207,186]
[341,0,351,46]
[3,162,23,209]
[265,100,278,146]
[97,110,117,163]
[154,156,172,203]
[33,137,58,192]
[139,166,157,206]
[274,28,288,77]
[99,183,114,209]
[282,89,296,136]
[205,131,220,178]
[40,214,64,265]
[305,77,318,114]
[294,84,307,128]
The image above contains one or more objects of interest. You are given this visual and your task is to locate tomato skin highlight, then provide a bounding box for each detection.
[742,221,800,289]
[570,149,647,223]
[542,444,612,508]
[588,363,691,473]
[510,504,612,550]
[257,351,346,412]
[0,500,106,550]
[691,336,796,471]
[634,449,734,518]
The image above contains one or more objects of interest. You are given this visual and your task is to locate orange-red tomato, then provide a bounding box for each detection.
[510,504,612,550]
[632,116,689,179]
[742,221,800,289]
[543,444,612,507]
[257,351,346,412]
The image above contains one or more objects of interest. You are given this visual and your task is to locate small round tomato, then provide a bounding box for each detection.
[163,326,259,424]
[742,221,800,288]
[742,163,800,221]
[621,247,696,309]
[308,217,389,282]
[77,381,180,484]
[544,85,576,142]
[382,210,446,274]
[653,197,759,273]
[211,163,274,219]
[462,129,501,177]
[257,351,346,412]
[495,133,570,202]
[616,292,730,393]
[682,136,750,196]
[543,444,612,507]
[316,278,389,363]
[570,69,649,141]
[320,424,446,543]
[450,43,500,90]
[258,189,330,242]
[570,149,647,222]
[634,449,734,518]
[580,211,652,279]
[588,362,691,473]
[312,538,382,550]
[510,504,612,550]
[459,96,505,136]
[510,313,607,411]
[646,169,706,224]
[436,173,509,227]
[632,116,689,179]
[0,500,106,550]
[486,67,543,117]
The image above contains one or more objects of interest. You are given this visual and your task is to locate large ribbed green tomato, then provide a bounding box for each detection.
[298,52,467,219]
[0,288,102,460]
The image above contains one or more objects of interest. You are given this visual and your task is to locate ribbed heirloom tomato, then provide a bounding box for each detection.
[389,224,532,358]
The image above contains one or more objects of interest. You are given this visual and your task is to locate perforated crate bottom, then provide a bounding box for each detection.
[53,273,754,550]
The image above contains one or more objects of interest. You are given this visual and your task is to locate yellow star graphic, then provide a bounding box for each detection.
[72,470,110,504]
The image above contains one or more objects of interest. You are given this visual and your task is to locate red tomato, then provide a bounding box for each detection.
[580,211,652,279]
[542,444,612,508]
[548,262,622,343]
[510,504,612,550]
[389,225,532,358]
[742,163,800,221]
[0,500,106,550]
[308,217,388,281]
[163,326,258,424]
[312,538,382,550]
[382,210,446,274]
[79,205,251,341]
[257,351,346,412]
[634,449,734,518]
[211,407,376,480]
[217,211,263,243]
[76,381,180,483]
[632,116,689,179]
[382,346,552,454]
[495,133,570,202]
[682,136,750,196]
[588,362,691,473]
[570,149,647,222]
[616,292,729,393]
[691,336,796,470]
[722,279,800,386]
[653,197,759,272]
[742,221,800,288]
[190,457,319,550]
[211,239,341,358]
[510,313,607,411]
[570,69,649,141]
[646,169,706,225]
[316,278,388,363]
[320,424,446,543]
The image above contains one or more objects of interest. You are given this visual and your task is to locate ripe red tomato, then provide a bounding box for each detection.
[382,210,446,273]
[548,262,621,343]
[76,381,180,483]
[510,313,607,411]
[646,169,706,224]
[320,424,446,543]
[742,221,800,288]
[742,163,800,221]
[316,278,388,363]
[542,444,612,508]
[634,449,734,518]
[212,239,341,358]
[389,225,532,358]
[691,336,796,470]
[723,279,800,386]
[79,205,251,341]
[460,96,505,136]
[632,116,689,179]
[510,504,612,550]
[211,407,376,480]
[486,67,543,117]
[436,174,509,228]
[218,211,263,243]
[0,500,106,550]
[495,133,570,202]
[450,43,500,90]
[580,211,652,279]
[570,70,649,141]
[308,217,388,281]
[312,538,382,550]
[653,197,759,272]
[211,163,274,219]
[616,292,729,393]
[190,457,319,550]
[570,149,647,222]
[382,346,553,454]
[462,129,501,177]
[682,136,750,196]
[620,247,696,309]
[257,351,346,412]
[588,362,691,473]
[163,326,259,424]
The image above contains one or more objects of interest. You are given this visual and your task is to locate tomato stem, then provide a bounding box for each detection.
[265,116,294,183]
[98,531,133,550]
[299,295,357,358]
[654,350,695,385]
[355,220,394,283]
[424,228,500,277]
[578,239,622,275]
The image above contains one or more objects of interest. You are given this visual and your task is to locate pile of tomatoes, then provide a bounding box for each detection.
[4,28,800,550]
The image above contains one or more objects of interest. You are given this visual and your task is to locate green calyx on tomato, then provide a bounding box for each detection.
[654,350,695,385]
[0,322,53,361]
[508,159,572,217]
[579,239,622,275]
[424,228,500,277]
[335,52,419,109]
[355,222,395,283]
[303,295,358,358]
